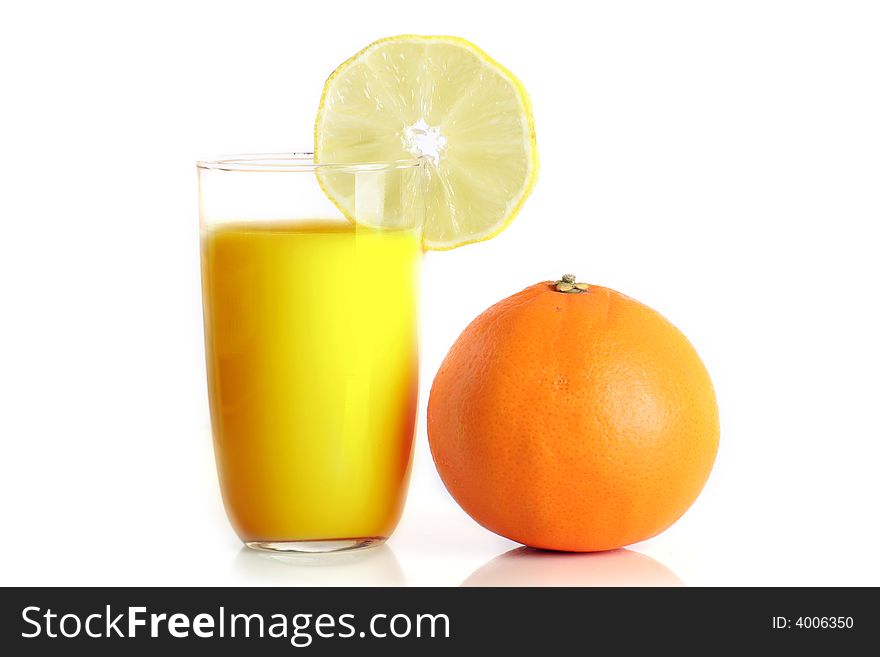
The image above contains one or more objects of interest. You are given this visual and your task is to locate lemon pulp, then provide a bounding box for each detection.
[315,35,538,250]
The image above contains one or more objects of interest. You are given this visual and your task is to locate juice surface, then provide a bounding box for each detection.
[201,220,420,542]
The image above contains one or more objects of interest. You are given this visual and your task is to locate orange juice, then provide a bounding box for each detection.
[201,221,420,546]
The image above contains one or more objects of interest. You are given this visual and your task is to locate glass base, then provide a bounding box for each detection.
[245,537,385,554]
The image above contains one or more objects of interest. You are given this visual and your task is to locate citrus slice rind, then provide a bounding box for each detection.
[315,35,538,250]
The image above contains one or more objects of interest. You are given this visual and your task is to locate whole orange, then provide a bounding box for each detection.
[427,277,719,552]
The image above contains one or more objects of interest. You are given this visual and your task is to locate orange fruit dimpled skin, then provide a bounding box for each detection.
[427,281,720,552]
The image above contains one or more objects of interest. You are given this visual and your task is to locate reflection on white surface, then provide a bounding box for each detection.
[233,543,406,586]
[462,547,683,587]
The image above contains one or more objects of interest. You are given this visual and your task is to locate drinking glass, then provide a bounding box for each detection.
[197,154,424,553]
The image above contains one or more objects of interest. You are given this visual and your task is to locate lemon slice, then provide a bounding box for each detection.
[315,35,538,250]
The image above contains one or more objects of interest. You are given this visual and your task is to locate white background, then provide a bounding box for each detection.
[1,0,878,587]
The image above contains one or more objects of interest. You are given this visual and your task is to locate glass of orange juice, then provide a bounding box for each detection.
[196,154,424,553]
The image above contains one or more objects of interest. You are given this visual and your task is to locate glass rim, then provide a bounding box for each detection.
[196,152,425,173]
